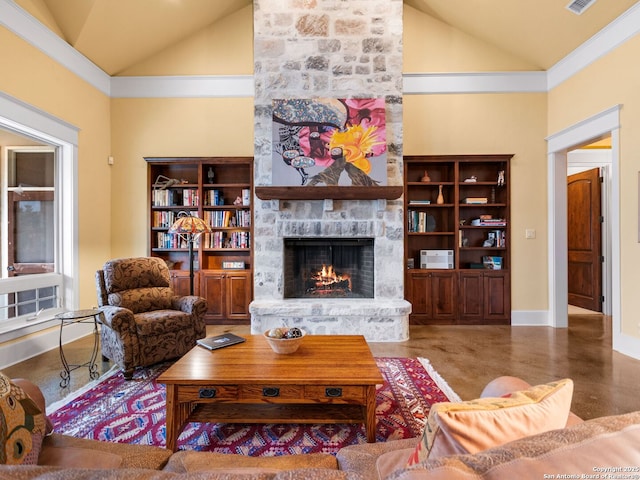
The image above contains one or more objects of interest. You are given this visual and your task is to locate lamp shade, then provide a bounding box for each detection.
[168,213,211,235]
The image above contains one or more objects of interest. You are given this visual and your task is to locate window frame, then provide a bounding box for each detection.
[0,92,78,341]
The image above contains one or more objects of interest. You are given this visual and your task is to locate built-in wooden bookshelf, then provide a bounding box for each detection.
[145,157,253,324]
[404,154,512,325]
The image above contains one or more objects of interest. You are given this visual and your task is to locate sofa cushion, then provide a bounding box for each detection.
[407,378,573,464]
[37,446,122,469]
[0,373,47,465]
[41,433,172,470]
[389,410,640,480]
[163,450,338,473]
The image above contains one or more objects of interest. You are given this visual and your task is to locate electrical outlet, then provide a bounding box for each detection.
[525,229,536,239]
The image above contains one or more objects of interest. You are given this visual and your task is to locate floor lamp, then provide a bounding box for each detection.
[168,211,211,295]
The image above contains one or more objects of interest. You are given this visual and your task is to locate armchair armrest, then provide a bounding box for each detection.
[97,306,135,334]
[172,295,207,316]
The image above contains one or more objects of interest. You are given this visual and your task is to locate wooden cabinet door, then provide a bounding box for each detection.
[458,271,484,323]
[407,270,456,323]
[226,271,251,320]
[169,270,194,297]
[200,271,225,321]
[406,271,430,316]
[483,271,510,323]
[429,271,457,321]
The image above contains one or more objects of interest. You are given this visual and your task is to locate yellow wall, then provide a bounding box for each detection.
[109,97,254,259]
[0,27,112,309]
[548,35,640,339]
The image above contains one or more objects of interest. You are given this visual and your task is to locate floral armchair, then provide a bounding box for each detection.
[95,257,207,379]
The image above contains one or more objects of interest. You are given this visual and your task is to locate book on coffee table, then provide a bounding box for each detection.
[197,333,246,351]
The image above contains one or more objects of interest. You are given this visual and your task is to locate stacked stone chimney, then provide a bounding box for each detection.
[251,0,409,341]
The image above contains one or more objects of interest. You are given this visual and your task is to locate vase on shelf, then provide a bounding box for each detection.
[436,184,444,204]
[421,170,431,182]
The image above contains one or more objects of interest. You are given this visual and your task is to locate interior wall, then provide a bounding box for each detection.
[548,35,640,342]
[0,26,111,309]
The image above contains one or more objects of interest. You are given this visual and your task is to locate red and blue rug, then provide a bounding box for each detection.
[48,357,459,456]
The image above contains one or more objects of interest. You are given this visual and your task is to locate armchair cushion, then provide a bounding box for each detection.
[0,373,47,465]
[108,287,173,314]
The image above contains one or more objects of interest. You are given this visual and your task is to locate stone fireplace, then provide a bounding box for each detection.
[250,0,410,342]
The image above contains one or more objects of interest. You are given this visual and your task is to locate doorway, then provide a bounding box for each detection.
[547,105,626,355]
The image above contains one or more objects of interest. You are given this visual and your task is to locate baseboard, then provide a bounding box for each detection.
[0,321,94,370]
[511,310,550,326]
[613,331,640,361]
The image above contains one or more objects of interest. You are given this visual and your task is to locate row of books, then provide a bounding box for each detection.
[202,231,250,249]
[408,210,436,233]
[155,233,199,250]
[155,231,251,250]
[152,189,199,207]
[204,189,225,206]
[152,210,190,228]
[203,210,251,228]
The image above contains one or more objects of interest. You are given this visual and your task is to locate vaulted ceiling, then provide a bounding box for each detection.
[13,0,640,75]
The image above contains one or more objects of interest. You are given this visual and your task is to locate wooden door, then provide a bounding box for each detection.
[567,168,602,312]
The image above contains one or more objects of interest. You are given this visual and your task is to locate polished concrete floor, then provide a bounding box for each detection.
[4,313,640,420]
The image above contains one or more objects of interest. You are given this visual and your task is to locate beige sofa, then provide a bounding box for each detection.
[2,377,639,479]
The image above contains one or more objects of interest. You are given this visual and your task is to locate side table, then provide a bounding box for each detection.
[55,309,102,388]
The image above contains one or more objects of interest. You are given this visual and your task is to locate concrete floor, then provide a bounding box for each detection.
[4,313,640,420]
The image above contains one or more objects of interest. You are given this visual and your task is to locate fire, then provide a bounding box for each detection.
[312,264,351,290]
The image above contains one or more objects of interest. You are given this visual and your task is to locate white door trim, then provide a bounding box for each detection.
[546,105,636,359]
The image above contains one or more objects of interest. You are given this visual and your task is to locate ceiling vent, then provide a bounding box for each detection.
[566,0,597,15]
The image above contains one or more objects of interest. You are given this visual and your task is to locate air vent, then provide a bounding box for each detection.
[566,0,597,15]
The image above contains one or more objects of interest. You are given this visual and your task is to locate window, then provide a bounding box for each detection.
[0,92,78,338]
[1,147,60,322]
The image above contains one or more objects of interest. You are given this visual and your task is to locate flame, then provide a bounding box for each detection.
[311,264,351,290]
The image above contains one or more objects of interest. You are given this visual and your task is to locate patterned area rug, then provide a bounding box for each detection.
[48,357,459,456]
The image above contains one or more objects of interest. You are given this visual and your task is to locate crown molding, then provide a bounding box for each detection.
[2,0,640,97]
[110,75,254,98]
[403,71,547,94]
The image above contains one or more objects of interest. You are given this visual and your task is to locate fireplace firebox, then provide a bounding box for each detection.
[284,238,374,299]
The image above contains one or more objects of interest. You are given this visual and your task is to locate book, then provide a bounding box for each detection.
[463,197,488,204]
[197,333,246,351]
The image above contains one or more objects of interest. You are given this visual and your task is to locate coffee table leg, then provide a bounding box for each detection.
[365,385,377,442]
[165,385,179,452]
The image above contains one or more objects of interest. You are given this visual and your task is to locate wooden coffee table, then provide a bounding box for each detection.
[158,334,384,452]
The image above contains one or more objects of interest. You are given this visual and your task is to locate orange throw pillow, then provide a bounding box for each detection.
[407,378,574,465]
